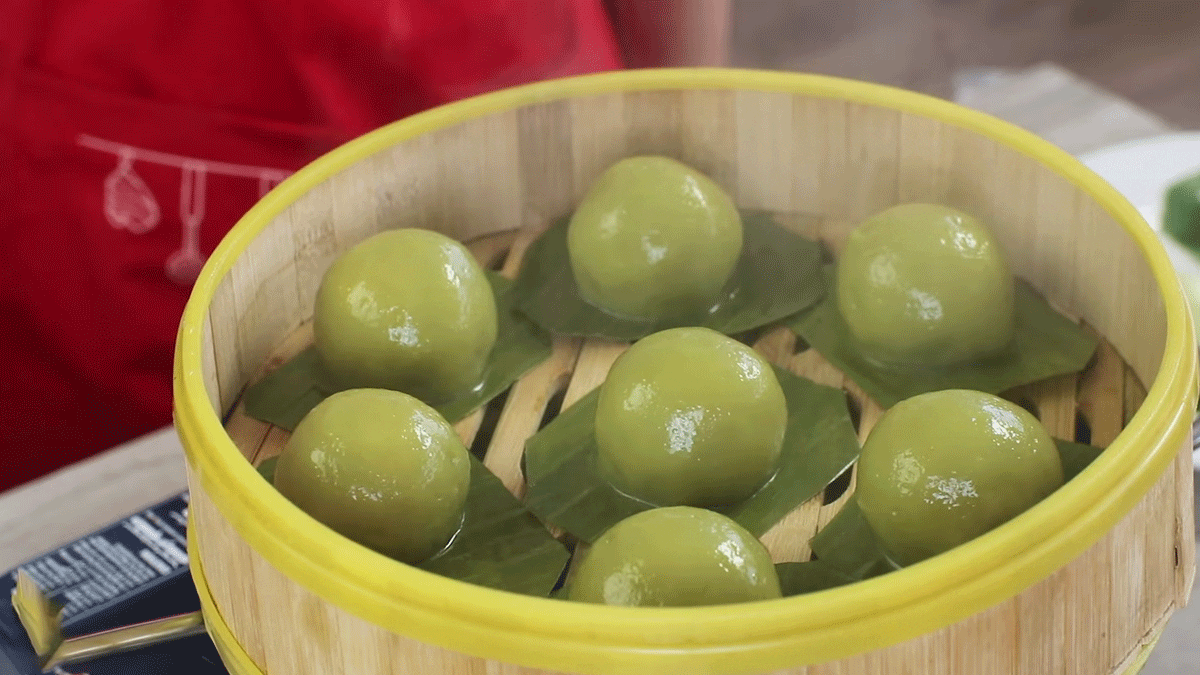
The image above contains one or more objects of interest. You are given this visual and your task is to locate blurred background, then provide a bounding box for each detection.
[728,0,1199,128]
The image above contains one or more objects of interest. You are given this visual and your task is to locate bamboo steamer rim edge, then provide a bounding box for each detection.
[172,68,1199,672]
[184,524,1169,675]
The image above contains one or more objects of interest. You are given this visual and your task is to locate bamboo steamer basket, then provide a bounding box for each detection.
[174,68,1199,675]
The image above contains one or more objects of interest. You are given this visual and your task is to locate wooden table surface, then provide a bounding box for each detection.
[0,63,1194,673]
[0,427,187,572]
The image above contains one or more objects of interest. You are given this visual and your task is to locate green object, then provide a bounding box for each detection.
[565,507,781,607]
[241,348,335,431]
[775,560,862,597]
[241,271,552,431]
[314,228,499,405]
[1165,170,1200,252]
[804,437,1102,588]
[567,156,743,321]
[513,210,826,341]
[854,390,1064,567]
[257,443,571,597]
[273,389,471,564]
[435,273,553,424]
[523,365,861,543]
[836,203,1015,367]
[1058,438,1106,482]
[808,499,895,582]
[419,455,572,596]
[255,456,279,482]
[594,328,788,507]
[788,266,1099,409]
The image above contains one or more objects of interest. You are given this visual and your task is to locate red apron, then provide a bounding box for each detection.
[0,0,622,491]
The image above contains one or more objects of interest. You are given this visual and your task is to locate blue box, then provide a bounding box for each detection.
[0,492,227,674]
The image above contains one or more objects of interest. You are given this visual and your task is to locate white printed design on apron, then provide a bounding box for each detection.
[77,134,292,284]
[103,147,160,235]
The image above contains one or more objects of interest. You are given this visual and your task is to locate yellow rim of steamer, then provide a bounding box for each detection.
[174,68,1198,675]
[189,532,1167,675]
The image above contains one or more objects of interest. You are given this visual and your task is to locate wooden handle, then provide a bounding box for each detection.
[41,611,206,673]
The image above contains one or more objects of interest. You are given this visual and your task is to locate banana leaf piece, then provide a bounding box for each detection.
[255,454,569,597]
[241,347,334,432]
[512,211,826,341]
[787,266,1099,410]
[522,366,861,543]
[255,456,279,483]
[775,560,860,597]
[242,271,552,430]
[807,499,895,582]
[1057,438,1106,482]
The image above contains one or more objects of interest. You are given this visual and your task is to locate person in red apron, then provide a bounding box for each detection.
[0,0,730,491]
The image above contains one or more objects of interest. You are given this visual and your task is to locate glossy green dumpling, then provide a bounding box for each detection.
[567,156,743,321]
[595,327,787,507]
[855,389,1064,566]
[273,388,471,564]
[567,507,782,606]
[314,228,498,404]
[836,203,1015,367]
